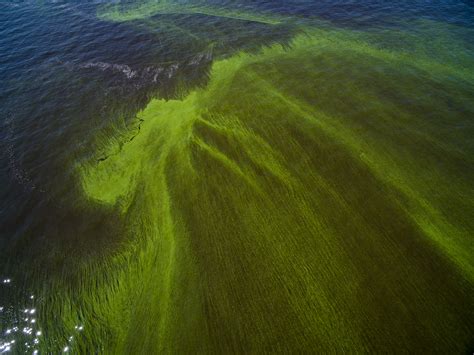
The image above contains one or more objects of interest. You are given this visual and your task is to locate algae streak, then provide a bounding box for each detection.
[97,1,282,25]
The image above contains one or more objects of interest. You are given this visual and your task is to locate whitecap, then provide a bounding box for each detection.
[80,62,137,79]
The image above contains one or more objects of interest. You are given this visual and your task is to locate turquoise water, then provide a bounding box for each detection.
[1,1,473,353]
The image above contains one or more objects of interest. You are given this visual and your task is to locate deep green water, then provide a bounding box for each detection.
[1,1,474,353]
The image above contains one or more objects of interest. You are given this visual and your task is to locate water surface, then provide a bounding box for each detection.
[1,1,473,353]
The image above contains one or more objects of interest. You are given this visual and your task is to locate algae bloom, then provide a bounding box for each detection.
[1,1,473,353]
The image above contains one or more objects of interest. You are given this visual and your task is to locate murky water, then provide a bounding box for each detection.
[1,1,473,353]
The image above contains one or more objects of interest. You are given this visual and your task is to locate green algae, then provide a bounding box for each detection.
[83,26,474,279]
[97,1,283,25]
[5,9,470,352]
[67,22,474,352]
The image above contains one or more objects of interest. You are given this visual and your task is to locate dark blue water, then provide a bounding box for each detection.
[1,1,474,353]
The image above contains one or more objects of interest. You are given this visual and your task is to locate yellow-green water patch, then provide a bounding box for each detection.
[73,23,474,352]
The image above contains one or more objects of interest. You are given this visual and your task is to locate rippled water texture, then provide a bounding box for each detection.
[1,1,473,353]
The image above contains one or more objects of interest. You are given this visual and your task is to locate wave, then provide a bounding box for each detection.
[80,62,138,79]
[74,51,213,84]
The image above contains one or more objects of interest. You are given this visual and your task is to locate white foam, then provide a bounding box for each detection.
[80,62,137,79]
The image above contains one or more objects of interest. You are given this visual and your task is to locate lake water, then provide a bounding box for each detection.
[1,1,473,353]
